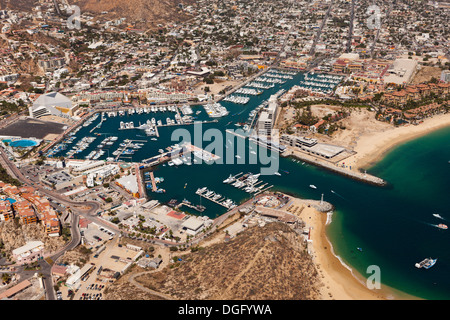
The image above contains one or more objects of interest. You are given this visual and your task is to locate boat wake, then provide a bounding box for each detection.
[433,213,447,221]
[422,221,448,230]
[330,190,346,200]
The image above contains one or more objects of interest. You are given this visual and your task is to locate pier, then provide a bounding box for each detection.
[183,142,221,161]
[286,150,387,186]
[149,171,157,192]
[195,188,236,209]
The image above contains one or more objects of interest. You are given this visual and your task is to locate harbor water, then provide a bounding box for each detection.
[49,70,450,299]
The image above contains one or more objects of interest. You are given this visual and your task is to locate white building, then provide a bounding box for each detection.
[12,241,44,265]
[257,94,279,136]
[83,164,120,187]
[181,216,205,236]
[29,92,77,118]
[441,70,450,83]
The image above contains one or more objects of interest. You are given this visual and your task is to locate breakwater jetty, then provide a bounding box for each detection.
[285,150,387,187]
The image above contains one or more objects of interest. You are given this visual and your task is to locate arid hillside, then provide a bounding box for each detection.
[72,0,196,28]
[0,0,195,29]
[0,0,38,11]
[106,222,321,300]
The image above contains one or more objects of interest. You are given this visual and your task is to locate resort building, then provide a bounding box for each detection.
[0,200,13,221]
[0,181,61,236]
[382,82,450,107]
[29,92,78,118]
[280,134,346,159]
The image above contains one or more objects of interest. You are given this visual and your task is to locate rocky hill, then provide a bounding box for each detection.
[0,0,38,11]
[107,222,321,300]
[0,220,65,261]
[0,0,196,29]
[72,0,196,29]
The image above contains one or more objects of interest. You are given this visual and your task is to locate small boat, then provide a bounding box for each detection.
[223,174,235,184]
[433,213,443,219]
[309,185,317,189]
[437,224,448,230]
[357,247,363,252]
[274,172,281,176]
[415,258,437,269]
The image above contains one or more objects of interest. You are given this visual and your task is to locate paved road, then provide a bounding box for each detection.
[0,148,93,299]
[309,1,334,56]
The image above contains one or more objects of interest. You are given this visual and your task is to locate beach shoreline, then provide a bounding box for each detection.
[298,114,450,300]
[344,113,450,172]
[297,203,420,300]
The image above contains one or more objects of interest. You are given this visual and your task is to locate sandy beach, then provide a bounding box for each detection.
[342,112,450,172]
[293,198,419,300]
[291,112,450,299]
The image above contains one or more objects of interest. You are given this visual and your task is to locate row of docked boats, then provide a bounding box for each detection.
[246,81,275,90]
[223,172,269,194]
[264,72,294,80]
[82,113,99,127]
[203,102,229,117]
[106,105,179,117]
[299,80,337,89]
[65,136,97,157]
[222,95,250,104]
[254,76,286,84]
[313,73,343,81]
[234,88,263,96]
[195,187,237,210]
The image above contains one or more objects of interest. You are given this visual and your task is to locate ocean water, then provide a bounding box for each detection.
[51,71,450,299]
[326,126,450,300]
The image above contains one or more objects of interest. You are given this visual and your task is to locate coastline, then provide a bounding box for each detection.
[298,204,420,300]
[344,113,450,172]
[300,113,450,300]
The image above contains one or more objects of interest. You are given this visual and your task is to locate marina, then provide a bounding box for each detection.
[31,67,450,300]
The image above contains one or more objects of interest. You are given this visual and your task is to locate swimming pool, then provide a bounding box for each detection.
[9,139,39,148]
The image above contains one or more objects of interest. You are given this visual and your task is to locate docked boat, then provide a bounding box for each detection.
[196,187,207,194]
[223,175,235,184]
[415,258,437,269]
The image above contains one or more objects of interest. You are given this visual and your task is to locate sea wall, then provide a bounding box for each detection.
[285,150,387,187]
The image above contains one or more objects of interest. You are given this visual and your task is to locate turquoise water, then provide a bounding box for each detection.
[50,71,450,299]
[9,139,39,148]
[326,127,450,300]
